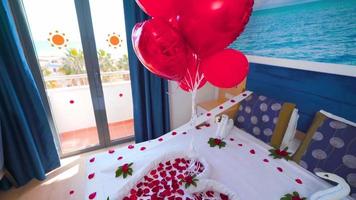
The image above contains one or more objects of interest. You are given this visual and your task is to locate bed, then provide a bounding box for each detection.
[82,91,352,200]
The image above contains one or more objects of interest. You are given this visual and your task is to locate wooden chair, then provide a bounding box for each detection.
[292,111,356,196]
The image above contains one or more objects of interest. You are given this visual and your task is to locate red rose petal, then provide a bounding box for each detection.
[242,93,247,96]
[88,173,95,180]
[295,178,303,184]
[206,113,211,117]
[128,145,134,149]
[89,192,96,199]
[219,106,224,109]
[250,149,255,154]
[89,157,95,163]
[158,138,163,142]
[182,132,187,135]
[108,149,115,154]
[140,147,146,151]
[117,156,123,160]
[205,123,210,127]
[69,190,74,195]
[172,131,177,136]
[277,167,283,172]
[69,100,75,104]
[119,93,123,97]
[263,159,269,163]
[238,143,243,146]
[230,99,236,103]
[230,138,235,141]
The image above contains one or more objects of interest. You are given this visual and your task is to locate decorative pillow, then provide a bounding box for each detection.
[299,110,356,198]
[234,93,296,148]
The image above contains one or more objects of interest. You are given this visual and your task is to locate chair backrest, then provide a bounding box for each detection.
[298,111,356,197]
[234,93,295,148]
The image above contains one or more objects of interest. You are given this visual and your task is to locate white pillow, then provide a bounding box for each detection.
[281,108,299,151]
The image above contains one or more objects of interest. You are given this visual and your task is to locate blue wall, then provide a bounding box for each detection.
[246,63,356,132]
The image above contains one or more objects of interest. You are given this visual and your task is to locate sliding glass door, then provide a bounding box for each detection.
[21,0,134,156]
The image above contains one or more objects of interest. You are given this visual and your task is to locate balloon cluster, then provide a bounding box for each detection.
[133,0,253,91]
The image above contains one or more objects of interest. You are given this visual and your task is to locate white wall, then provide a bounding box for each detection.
[168,81,218,129]
[47,81,133,133]
[47,79,216,133]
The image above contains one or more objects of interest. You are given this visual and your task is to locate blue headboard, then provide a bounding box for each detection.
[246,58,356,132]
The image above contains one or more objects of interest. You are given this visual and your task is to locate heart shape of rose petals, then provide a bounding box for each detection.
[123,157,207,199]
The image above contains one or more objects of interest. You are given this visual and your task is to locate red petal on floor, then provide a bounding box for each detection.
[89,192,96,199]
[263,159,269,163]
[88,173,95,179]
[117,156,123,160]
[238,143,243,146]
[69,190,74,195]
[172,131,177,136]
[108,149,115,154]
[89,157,95,163]
[158,138,163,142]
[277,167,283,172]
[140,147,146,151]
[128,145,134,149]
[250,149,256,154]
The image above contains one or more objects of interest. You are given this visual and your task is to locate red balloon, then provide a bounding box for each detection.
[202,49,249,88]
[177,0,254,57]
[136,0,184,19]
[132,18,195,81]
[179,56,207,92]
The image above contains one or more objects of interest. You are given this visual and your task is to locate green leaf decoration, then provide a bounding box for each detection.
[269,147,292,161]
[180,175,198,189]
[115,163,134,179]
[115,167,122,177]
[280,191,307,200]
[207,138,226,149]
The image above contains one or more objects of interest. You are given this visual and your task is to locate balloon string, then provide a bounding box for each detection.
[190,54,205,125]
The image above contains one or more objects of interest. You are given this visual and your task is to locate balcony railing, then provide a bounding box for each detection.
[44,71,130,89]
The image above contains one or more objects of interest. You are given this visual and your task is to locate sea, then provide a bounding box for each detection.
[231,0,356,66]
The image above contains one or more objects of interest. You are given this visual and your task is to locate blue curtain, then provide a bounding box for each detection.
[123,1,171,143]
[0,0,60,190]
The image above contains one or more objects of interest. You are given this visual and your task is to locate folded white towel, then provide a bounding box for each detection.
[215,115,234,139]
[310,172,351,200]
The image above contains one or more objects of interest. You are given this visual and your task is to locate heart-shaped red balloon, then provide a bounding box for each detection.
[202,49,249,88]
[177,0,254,57]
[132,18,195,81]
[136,0,185,20]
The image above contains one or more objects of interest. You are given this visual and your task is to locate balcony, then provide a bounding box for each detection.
[44,71,134,154]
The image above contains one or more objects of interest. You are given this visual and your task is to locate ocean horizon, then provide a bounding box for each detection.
[231,0,356,66]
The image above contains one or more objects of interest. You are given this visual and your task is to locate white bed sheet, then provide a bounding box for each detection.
[83,124,351,200]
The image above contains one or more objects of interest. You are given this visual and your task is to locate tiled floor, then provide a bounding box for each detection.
[59,119,134,154]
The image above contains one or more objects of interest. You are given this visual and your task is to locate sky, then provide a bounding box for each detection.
[22,0,128,58]
[253,0,320,10]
